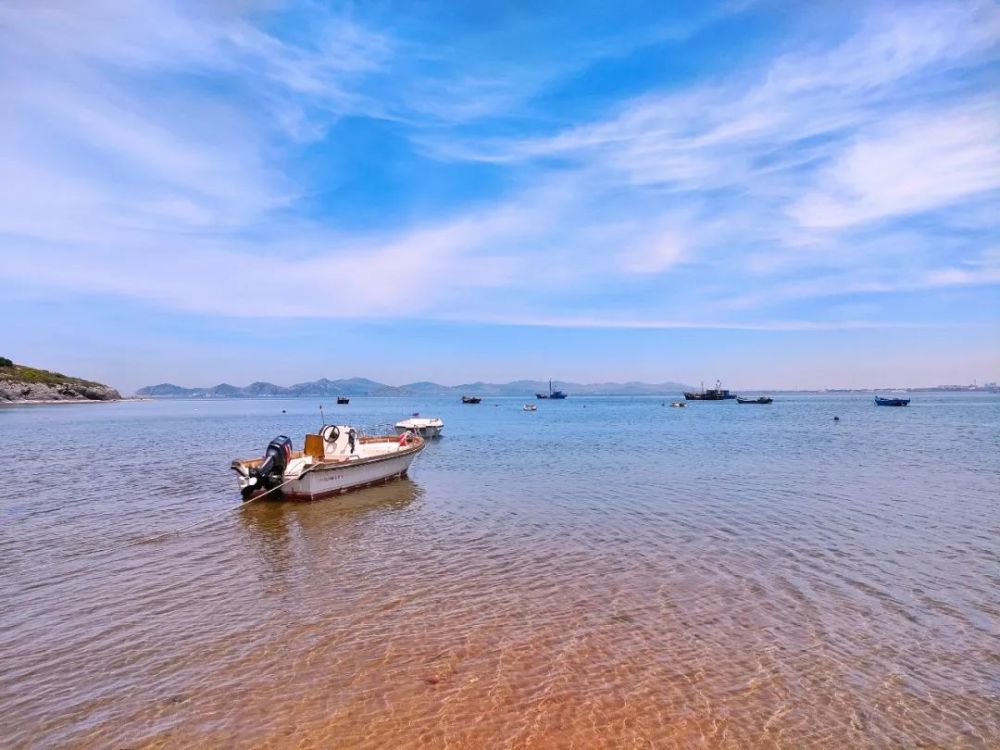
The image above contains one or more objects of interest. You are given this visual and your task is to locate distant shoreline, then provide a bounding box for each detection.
[137,377,998,399]
[126,390,999,401]
[0,398,146,406]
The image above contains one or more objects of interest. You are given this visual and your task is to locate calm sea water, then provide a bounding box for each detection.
[1,394,998,748]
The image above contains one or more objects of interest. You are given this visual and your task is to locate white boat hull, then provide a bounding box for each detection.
[394,424,442,438]
[394,417,444,438]
[280,450,419,500]
[233,427,424,502]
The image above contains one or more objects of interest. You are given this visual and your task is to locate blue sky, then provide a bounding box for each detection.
[1,0,998,392]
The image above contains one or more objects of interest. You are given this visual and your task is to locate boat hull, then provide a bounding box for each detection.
[394,425,442,438]
[874,397,910,406]
[248,448,420,501]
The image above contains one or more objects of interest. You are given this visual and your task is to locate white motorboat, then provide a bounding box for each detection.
[670,401,686,408]
[522,404,537,411]
[232,425,424,501]
[394,415,444,438]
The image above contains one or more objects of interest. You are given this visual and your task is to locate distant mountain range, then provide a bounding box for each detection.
[136,377,693,398]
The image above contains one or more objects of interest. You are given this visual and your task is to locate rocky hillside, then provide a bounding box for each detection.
[0,359,122,402]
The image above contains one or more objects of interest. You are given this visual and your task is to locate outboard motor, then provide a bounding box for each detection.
[243,435,292,499]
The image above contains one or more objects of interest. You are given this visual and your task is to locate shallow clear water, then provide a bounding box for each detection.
[1,394,998,748]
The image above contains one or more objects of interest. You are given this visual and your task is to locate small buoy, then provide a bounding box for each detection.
[424,674,441,685]
[281,409,286,413]
[834,416,840,421]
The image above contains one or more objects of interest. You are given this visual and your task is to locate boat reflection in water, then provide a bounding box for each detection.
[238,479,423,576]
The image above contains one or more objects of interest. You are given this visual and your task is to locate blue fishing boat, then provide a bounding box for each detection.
[737,396,773,404]
[874,395,910,407]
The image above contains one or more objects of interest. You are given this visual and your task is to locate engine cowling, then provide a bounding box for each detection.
[243,435,292,498]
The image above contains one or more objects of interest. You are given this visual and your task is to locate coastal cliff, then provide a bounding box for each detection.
[0,358,122,402]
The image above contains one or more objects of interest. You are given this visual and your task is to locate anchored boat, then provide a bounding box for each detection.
[874,395,910,407]
[395,415,444,438]
[232,425,424,501]
[737,396,773,404]
[684,380,737,401]
[337,396,350,404]
[536,379,567,399]
[461,395,482,404]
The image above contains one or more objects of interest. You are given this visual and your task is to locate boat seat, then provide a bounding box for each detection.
[304,433,325,458]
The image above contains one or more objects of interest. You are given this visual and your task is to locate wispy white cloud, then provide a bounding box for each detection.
[721,246,1000,312]
[789,100,1000,228]
[451,314,935,332]
[0,0,997,335]
[406,0,1000,306]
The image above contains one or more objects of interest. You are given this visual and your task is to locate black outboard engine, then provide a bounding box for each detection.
[243,435,292,499]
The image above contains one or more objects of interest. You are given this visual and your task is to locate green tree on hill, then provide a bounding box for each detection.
[0,357,13,368]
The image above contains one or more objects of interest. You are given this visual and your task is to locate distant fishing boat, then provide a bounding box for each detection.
[394,415,444,438]
[874,395,910,407]
[523,403,537,411]
[231,424,424,501]
[684,380,736,400]
[536,379,567,399]
[461,395,481,404]
[336,396,349,404]
[737,396,773,404]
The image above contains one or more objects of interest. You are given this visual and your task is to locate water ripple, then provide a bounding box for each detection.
[0,394,998,747]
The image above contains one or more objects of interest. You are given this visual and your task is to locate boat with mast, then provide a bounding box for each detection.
[535,379,567,399]
[683,380,737,401]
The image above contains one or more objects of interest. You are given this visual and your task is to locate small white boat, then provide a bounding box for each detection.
[670,401,686,408]
[523,404,537,411]
[394,415,444,438]
[232,425,424,501]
